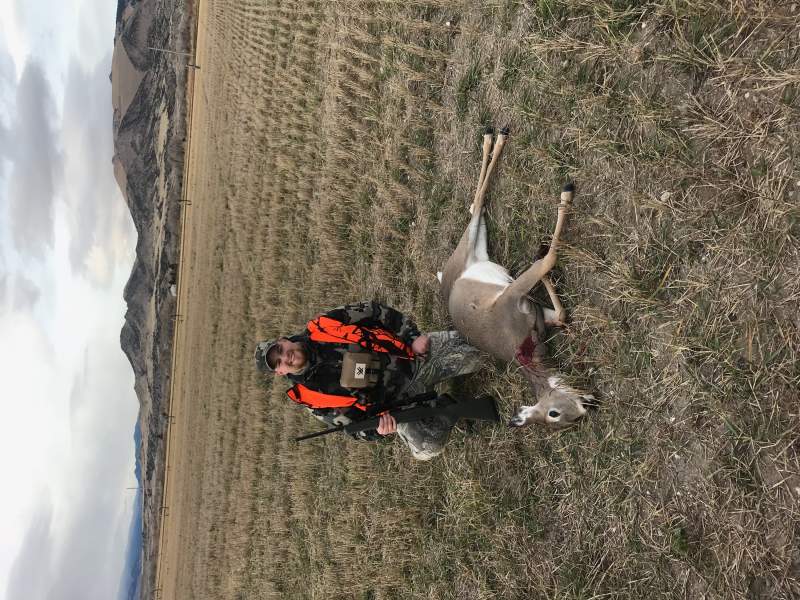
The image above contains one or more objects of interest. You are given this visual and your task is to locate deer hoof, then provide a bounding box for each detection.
[560,182,575,205]
[500,126,510,136]
[484,125,494,135]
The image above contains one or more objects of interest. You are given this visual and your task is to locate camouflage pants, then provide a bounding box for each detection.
[396,331,483,461]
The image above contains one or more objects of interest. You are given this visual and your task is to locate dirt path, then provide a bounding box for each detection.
[151,0,207,596]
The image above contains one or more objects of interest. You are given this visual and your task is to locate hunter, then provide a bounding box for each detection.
[254,300,483,460]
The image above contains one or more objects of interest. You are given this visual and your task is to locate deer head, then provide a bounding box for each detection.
[508,375,596,428]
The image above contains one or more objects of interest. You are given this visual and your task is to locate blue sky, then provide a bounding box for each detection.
[1,1,141,599]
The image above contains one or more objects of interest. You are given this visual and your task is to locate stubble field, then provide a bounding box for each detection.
[157,1,800,599]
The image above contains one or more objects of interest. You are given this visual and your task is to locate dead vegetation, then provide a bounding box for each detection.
[160,0,800,598]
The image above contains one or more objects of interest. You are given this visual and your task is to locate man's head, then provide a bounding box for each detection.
[254,337,308,376]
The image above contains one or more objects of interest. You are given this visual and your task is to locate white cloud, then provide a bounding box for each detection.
[0,4,25,78]
[4,496,56,600]
[61,55,136,284]
[0,41,13,185]
[0,311,60,584]
[3,0,117,90]
[0,1,141,598]
[10,272,40,310]
[1,254,139,599]
[4,60,62,259]
[3,327,137,600]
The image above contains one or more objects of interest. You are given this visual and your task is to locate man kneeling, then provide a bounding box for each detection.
[254,300,484,460]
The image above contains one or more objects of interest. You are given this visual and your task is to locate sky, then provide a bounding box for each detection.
[0,1,141,599]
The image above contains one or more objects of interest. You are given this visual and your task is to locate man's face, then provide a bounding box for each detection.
[268,338,308,375]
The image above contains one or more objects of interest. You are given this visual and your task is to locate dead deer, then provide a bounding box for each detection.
[438,127,595,428]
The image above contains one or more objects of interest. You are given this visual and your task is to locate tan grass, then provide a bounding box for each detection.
[154,0,800,598]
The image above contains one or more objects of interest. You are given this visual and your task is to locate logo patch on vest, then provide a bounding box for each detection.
[354,363,366,379]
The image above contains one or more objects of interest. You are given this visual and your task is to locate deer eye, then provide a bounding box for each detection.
[547,409,561,419]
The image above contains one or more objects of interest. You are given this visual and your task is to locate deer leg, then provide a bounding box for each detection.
[464,127,508,255]
[541,276,567,327]
[469,127,494,216]
[474,213,489,262]
[470,129,494,261]
[474,127,508,211]
[500,183,574,304]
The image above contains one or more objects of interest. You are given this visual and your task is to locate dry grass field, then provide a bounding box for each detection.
[157,1,799,598]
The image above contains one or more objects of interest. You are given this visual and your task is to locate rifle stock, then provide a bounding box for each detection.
[294,394,500,443]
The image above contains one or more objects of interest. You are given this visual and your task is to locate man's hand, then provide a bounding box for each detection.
[376,413,397,435]
[411,334,430,357]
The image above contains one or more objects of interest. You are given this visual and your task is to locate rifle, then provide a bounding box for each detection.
[294,393,500,442]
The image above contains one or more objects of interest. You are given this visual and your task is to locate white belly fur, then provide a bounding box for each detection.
[460,261,513,287]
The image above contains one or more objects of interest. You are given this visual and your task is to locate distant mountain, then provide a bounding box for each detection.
[133,420,142,481]
[111,0,192,595]
[116,0,132,23]
[118,423,143,600]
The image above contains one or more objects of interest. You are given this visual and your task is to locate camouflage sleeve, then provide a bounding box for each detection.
[326,300,421,344]
[307,408,383,442]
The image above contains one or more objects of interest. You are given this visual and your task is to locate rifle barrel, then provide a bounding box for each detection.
[293,394,498,443]
[293,424,343,442]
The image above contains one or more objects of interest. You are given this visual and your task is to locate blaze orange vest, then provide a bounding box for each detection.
[286,315,415,410]
[306,315,415,359]
[287,383,367,410]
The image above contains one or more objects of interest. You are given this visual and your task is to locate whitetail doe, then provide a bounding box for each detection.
[438,127,595,428]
